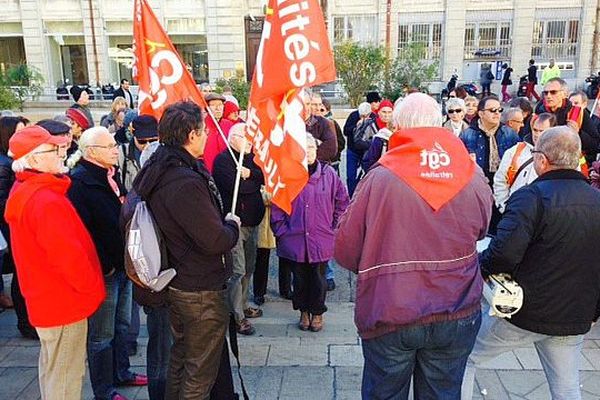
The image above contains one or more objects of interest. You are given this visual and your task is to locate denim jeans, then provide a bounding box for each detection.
[227,226,258,322]
[461,311,584,400]
[362,311,481,400]
[346,148,362,198]
[326,260,335,281]
[127,300,141,353]
[144,305,172,400]
[87,270,134,400]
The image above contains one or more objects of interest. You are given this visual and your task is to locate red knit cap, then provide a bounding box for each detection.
[65,108,90,130]
[379,99,394,111]
[223,101,240,119]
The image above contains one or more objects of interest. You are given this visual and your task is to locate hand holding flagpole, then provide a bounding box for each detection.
[231,137,247,216]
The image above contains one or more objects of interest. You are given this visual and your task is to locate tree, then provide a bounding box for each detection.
[0,86,18,111]
[2,64,45,111]
[334,41,386,107]
[382,43,439,100]
[214,77,250,109]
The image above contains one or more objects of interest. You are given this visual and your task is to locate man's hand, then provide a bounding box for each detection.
[225,212,241,228]
[241,167,250,180]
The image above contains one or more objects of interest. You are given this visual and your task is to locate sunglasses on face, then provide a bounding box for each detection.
[543,90,561,96]
[484,108,504,114]
[136,138,157,145]
[447,109,463,114]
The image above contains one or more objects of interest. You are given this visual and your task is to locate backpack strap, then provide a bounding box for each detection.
[506,143,529,187]
[228,313,250,400]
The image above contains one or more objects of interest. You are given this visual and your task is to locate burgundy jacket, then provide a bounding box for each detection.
[335,163,492,339]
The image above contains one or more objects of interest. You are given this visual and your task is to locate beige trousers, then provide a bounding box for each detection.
[36,318,88,400]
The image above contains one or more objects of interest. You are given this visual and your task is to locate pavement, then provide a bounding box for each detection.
[3,261,600,400]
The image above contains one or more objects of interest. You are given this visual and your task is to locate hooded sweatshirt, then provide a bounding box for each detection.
[5,171,105,327]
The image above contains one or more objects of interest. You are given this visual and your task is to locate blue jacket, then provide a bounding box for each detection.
[460,124,520,177]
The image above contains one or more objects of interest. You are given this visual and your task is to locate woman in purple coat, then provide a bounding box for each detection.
[271,134,349,332]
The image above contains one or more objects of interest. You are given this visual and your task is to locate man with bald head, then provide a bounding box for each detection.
[462,127,600,400]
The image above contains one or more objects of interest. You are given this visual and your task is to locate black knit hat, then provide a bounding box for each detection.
[366,91,382,103]
[36,119,71,136]
[70,85,84,102]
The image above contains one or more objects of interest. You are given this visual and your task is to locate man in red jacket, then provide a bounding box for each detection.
[5,126,105,400]
[202,92,234,172]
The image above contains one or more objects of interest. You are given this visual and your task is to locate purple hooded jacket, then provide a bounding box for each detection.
[271,162,349,263]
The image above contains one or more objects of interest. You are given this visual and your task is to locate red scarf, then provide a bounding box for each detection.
[380,127,475,211]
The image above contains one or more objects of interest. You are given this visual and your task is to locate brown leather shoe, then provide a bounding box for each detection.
[0,293,13,309]
[298,312,310,331]
[310,314,323,332]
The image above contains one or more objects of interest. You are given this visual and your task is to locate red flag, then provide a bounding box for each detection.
[132,0,206,119]
[246,0,336,214]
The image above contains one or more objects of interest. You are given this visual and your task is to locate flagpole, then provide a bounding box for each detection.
[205,106,240,167]
[231,138,247,215]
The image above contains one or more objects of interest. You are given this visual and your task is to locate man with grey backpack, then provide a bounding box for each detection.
[132,101,240,399]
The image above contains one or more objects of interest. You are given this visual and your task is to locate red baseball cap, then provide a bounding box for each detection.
[9,126,69,160]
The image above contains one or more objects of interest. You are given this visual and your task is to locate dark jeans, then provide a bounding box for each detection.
[11,270,32,332]
[253,248,271,298]
[346,148,362,198]
[289,260,327,315]
[166,287,228,400]
[127,300,141,353]
[87,270,134,400]
[145,305,172,400]
[481,83,491,97]
[278,256,293,296]
[361,311,481,400]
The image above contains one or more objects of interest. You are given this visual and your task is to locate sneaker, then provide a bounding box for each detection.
[116,373,148,386]
[244,307,263,319]
[326,278,336,291]
[0,293,13,309]
[237,319,255,335]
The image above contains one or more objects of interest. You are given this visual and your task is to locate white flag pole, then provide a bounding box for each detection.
[231,138,247,216]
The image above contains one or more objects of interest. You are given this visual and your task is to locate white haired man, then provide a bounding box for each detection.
[500,107,525,135]
[212,123,265,336]
[335,93,493,399]
[462,127,600,400]
[68,127,148,400]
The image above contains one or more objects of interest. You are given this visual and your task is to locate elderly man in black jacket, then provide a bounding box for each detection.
[68,126,147,400]
[213,123,265,336]
[461,126,600,400]
[133,101,239,399]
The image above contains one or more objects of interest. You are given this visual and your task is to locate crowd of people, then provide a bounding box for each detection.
[0,72,599,400]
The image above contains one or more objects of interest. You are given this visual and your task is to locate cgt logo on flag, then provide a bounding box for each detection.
[246,0,336,214]
[132,0,206,119]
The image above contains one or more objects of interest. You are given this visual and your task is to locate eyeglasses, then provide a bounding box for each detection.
[89,143,119,150]
[531,149,549,158]
[33,146,60,156]
[542,90,561,96]
[447,109,463,114]
[484,108,504,114]
[509,119,525,125]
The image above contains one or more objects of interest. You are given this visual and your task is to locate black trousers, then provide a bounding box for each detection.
[289,260,327,315]
[278,256,293,296]
[11,270,32,331]
[253,248,271,298]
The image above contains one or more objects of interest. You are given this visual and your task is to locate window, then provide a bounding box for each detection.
[532,19,579,60]
[397,23,443,60]
[0,37,26,75]
[464,22,511,59]
[332,15,378,45]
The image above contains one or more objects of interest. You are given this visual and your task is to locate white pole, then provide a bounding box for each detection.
[205,106,239,167]
[231,138,247,215]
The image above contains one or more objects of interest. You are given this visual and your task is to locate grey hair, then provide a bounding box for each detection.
[500,107,523,124]
[445,98,466,112]
[545,77,569,92]
[536,126,581,169]
[569,90,588,103]
[358,102,371,117]
[66,126,110,169]
[393,93,443,128]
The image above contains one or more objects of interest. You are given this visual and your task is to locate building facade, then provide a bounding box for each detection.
[0,0,597,90]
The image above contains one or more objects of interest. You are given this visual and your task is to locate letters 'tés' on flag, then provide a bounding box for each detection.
[246,0,336,214]
[132,0,207,120]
